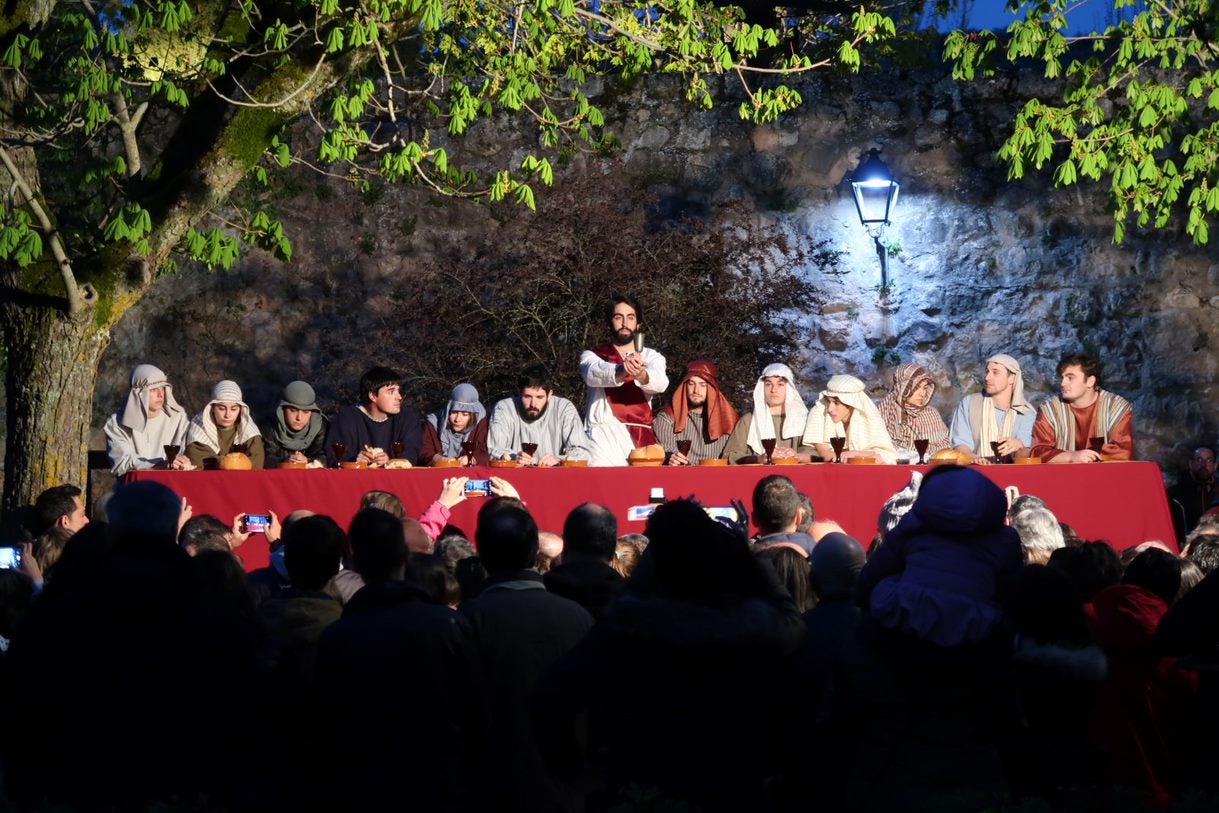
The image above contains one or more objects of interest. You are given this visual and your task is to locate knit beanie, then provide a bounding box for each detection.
[281,381,319,411]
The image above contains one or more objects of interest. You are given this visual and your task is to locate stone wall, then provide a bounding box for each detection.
[93,60,1219,483]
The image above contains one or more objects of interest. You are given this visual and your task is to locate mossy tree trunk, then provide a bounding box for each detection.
[0,302,113,511]
[0,51,357,510]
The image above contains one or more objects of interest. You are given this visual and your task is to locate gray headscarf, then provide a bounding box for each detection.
[427,383,486,457]
[121,364,185,433]
[270,381,326,454]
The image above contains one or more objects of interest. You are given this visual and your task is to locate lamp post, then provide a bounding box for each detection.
[850,148,900,289]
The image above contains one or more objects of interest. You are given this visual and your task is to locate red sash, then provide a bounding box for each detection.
[593,343,657,448]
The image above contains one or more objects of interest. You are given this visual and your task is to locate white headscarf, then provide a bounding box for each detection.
[806,374,898,463]
[121,364,185,433]
[985,354,1033,414]
[185,380,261,453]
[746,363,809,453]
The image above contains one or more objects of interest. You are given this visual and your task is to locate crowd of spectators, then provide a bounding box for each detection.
[0,466,1217,812]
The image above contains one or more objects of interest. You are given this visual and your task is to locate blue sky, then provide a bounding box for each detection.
[930,1,1144,35]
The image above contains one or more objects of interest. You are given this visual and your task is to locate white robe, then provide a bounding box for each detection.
[104,409,189,476]
[579,347,669,467]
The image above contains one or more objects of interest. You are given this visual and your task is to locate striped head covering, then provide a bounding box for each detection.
[185,380,261,453]
[877,363,950,452]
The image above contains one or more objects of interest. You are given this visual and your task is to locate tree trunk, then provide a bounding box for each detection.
[1,304,110,511]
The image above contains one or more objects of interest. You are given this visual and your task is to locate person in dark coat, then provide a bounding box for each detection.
[544,502,624,619]
[1157,564,1219,798]
[1005,564,1107,804]
[315,507,487,811]
[849,465,1023,812]
[1089,550,1195,808]
[1,481,265,810]
[781,531,867,813]
[533,499,804,813]
[462,497,594,813]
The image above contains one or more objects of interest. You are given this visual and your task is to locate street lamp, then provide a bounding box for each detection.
[850,148,900,288]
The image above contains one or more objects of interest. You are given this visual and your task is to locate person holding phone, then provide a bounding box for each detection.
[104,364,191,476]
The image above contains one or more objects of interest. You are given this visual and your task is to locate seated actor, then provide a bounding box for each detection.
[949,353,1035,464]
[105,364,190,476]
[579,295,669,466]
[653,360,739,465]
[1032,352,1134,463]
[324,366,424,466]
[723,363,814,464]
[422,383,490,465]
[488,364,589,467]
[803,374,898,463]
[185,380,265,469]
[262,381,328,467]
[877,362,950,458]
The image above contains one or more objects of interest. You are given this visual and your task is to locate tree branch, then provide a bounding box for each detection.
[110,92,143,176]
[0,145,92,317]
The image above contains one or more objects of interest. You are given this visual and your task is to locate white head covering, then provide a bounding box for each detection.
[985,353,1033,414]
[814,374,898,462]
[185,379,260,453]
[121,364,184,433]
[746,363,808,453]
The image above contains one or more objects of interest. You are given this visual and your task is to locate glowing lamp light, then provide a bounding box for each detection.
[849,148,900,288]
[850,148,900,226]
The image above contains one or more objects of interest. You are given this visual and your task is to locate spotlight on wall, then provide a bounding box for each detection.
[850,148,900,288]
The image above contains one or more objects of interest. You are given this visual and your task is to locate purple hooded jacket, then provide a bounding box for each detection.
[855,466,1023,647]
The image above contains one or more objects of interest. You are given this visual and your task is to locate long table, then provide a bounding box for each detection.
[129,462,1175,571]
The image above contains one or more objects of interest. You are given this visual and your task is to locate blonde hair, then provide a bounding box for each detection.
[611,538,643,578]
[360,490,406,519]
[33,525,73,580]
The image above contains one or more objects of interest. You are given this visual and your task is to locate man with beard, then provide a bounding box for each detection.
[1169,446,1218,540]
[948,353,1037,464]
[488,364,589,466]
[1032,351,1134,463]
[653,360,740,464]
[580,295,669,466]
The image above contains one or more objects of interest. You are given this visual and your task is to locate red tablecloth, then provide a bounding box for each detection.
[129,462,1174,571]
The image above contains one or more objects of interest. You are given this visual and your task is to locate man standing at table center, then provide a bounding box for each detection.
[1031,351,1134,463]
[580,295,669,466]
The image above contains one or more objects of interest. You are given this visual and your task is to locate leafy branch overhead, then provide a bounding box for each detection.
[0,0,898,301]
[945,0,1219,245]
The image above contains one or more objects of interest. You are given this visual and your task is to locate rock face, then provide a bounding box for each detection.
[92,62,1219,485]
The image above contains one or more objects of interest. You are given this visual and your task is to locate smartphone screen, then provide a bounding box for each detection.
[243,514,270,533]
[0,547,22,570]
[463,479,493,497]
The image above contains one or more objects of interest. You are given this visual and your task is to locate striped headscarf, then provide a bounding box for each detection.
[877,363,949,452]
